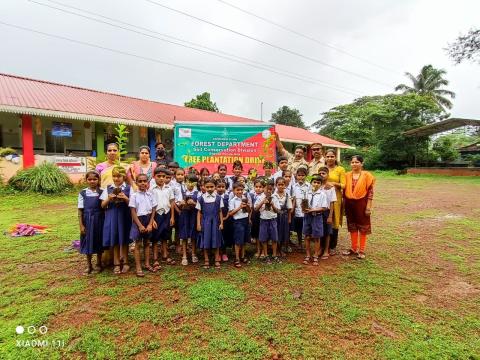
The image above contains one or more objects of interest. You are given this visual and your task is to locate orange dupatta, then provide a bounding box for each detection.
[344,171,375,200]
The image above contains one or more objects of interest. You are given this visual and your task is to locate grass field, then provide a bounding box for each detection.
[0,173,479,359]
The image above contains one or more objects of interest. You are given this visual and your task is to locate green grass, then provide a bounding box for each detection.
[0,175,479,359]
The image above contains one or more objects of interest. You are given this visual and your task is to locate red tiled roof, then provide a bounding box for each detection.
[0,73,351,148]
[275,124,351,148]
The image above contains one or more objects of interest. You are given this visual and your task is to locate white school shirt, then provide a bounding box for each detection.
[99,183,128,201]
[292,182,311,218]
[77,188,102,208]
[273,191,293,210]
[128,190,157,216]
[151,183,175,215]
[254,193,280,220]
[171,181,186,203]
[228,196,249,220]
[307,188,329,210]
[272,170,283,182]
[195,193,224,211]
[228,189,249,201]
[320,186,337,209]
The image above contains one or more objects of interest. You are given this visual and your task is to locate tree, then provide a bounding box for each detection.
[446,28,480,64]
[432,136,459,162]
[312,93,443,168]
[395,65,455,111]
[184,92,219,112]
[271,106,307,129]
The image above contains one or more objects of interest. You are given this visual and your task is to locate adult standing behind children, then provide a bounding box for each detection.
[96,143,121,189]
[324,149,346,255]
[275,136,308,174]
[127,146,157,191]
[343,155,375,260]
[308,143,325,176]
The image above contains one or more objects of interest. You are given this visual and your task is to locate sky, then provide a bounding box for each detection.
[1,0,479,128]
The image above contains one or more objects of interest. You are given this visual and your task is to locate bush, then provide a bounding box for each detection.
[8,162,73,194]
[0,147,17,157]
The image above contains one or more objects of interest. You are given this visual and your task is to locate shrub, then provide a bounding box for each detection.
[8,162,72,194]
[0,147,17,157]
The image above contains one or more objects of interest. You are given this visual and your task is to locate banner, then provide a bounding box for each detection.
[174,122,276,174]
[46,156,87,174]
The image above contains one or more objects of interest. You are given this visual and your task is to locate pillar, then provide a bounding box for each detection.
[21,114,34,168]
[95,122,105,159]
[336,148,341,162]
[84,122,92,152]
[148,128,156,161]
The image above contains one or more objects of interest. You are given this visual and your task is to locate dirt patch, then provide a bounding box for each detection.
[48,295,112,330]
[438,277,480,298]
[371,321,397,338]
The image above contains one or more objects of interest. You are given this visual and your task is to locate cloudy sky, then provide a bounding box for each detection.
[1,0,479,127]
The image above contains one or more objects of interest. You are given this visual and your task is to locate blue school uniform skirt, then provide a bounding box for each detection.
[259,218,278,243]
[80,191,104,254]
[103,187,132,247]
[178,207,197,241]
[197,197,222,249]
[277,210,290,245]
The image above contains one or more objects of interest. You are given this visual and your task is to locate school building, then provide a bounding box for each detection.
[0,73,351,180]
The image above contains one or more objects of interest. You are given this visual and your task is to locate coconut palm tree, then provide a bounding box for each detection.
[395,65,455,111]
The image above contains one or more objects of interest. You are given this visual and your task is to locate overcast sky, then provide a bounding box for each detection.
[1,0,479,127]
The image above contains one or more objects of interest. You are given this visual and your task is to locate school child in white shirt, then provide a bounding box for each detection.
[77,170,104,275]
[274,177,293,257]
[196,178,224,269]
[302,175,328,266]
[228,182,251,268]
[254,181,281,262]
[178,174,200,266]
[151,167,176,268]
[263,161,274,181]
[291,166,310,250]
[129,173,157,277]
[273,156,289,182]
[318,167,337,260]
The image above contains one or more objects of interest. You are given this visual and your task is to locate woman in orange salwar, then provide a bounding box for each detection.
[343,155,375,259]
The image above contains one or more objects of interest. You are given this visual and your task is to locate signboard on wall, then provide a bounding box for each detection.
[47,156,87,174]
[52,122,72,137]
[174,122,276,174]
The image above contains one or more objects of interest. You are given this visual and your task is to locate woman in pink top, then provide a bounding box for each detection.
[127,146,157,190]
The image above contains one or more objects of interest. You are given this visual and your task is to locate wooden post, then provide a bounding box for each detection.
[95,122,105,159]
[21,114,34,168]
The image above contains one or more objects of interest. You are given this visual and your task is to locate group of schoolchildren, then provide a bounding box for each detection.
[78,156,336,277]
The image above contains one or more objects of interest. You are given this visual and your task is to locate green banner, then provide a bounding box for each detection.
[174,122,276,173]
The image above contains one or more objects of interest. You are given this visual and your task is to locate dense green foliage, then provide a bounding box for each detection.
[184,92,219,112]
[313,93,442,169]
[8,162,72,194]
[271,105,307,129]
